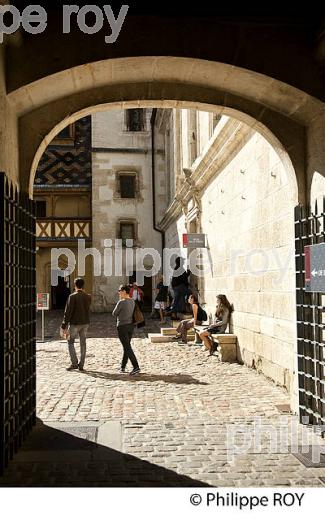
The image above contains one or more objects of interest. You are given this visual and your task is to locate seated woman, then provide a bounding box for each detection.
[173,294,207,344]
[199,294,233,355]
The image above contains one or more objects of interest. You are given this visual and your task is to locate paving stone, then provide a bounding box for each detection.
[0,311,324,487]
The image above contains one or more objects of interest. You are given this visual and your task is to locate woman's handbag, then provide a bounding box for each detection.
[206,325,221,334]
[132,302,145,328]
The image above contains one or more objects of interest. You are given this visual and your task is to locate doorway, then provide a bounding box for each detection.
[129,272,153,311]
[51,274,71,310]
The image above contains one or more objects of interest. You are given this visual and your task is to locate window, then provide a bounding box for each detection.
[212,113,222,131]
[53,124,75,144]
[57,127,71,139]
[120,222,135,246]
[126,109,145,132]
[35,200,47,218]
[120,174,136,198]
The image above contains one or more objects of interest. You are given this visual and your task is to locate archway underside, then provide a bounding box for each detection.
[6,57,318,200]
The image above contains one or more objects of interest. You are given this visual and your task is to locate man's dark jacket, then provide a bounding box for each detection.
[62,290,91,327]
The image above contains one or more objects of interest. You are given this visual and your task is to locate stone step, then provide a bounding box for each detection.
[148,333,174,343]
[211,334,237,344]
[161,327,195,338]
[148,332,195,343]
[161,328,177,336]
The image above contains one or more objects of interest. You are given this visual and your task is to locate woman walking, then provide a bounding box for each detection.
[199,294,233,355]
[112,284,140,375]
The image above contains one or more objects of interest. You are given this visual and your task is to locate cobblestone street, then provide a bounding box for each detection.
[1,312,325,487]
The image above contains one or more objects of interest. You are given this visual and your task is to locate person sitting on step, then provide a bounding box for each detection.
[199,294,233,355]
[173,294,207,344]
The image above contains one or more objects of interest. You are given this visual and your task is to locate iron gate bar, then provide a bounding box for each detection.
[0,172,36,475]
[295,199,325,427]
[0,173,4,473]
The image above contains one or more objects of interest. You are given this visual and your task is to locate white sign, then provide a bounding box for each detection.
[37,293,50,311]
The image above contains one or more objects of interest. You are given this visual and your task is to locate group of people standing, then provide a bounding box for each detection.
[60,256,233,373]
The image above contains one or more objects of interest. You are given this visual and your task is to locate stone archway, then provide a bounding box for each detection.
[6,56,321,201]
[2,55,325,476]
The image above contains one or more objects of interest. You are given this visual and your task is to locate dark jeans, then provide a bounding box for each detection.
[117,323,139,370]
[171,284,187,314]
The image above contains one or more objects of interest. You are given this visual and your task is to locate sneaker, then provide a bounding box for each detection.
[172,335,181,340]
[78,365,84,371]
[66,365,78,371]
[119,368,126,373]
[129,367,141,376]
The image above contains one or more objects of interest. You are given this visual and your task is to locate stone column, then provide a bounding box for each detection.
[307,112,325,206]
[0,46,19,187]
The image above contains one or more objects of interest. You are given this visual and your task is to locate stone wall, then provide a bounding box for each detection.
[163,117,298,404]
[0,47,18,186]
[36,248,93,305]
[201,131,296,391]
[92,109,163,311]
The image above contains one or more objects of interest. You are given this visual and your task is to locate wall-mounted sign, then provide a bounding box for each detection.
[37,293,50,310]
[183,233,206,248]
[305,244,325,293]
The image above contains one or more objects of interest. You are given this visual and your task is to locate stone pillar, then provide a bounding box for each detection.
[0,46,19,186]
[307,112,325,206]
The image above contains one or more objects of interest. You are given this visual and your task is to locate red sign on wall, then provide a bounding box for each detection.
[304,245,312,293]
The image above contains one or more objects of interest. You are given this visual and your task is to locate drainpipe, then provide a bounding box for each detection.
[150,109,165,268]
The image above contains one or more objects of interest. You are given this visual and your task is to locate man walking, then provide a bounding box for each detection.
[112,284,140,375]
[61,278,91,371]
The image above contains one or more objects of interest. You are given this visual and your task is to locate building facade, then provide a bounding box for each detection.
[33,105,325,412]
[34,116,93,309]
[154,108,306,409]
[91,108,165,311]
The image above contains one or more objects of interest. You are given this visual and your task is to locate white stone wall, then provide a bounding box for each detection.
[200,132,296,391]
[92,109,163,311]
[164,115,297,400]
[311,171,325,210]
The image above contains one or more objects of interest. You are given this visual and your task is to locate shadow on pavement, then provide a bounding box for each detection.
[0,420,211,487]
[82,370,208,385]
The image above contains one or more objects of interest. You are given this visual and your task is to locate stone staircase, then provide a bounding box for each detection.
[148,315,195,344]
[148,326,196,344]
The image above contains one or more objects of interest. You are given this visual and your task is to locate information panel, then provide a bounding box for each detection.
[37,293,50,310]
[305,243,325,293]
[183,234,206,248]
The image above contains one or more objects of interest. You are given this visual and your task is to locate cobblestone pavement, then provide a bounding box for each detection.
[1,312,325,487]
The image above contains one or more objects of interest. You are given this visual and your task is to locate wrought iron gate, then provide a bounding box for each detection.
[295,200,325,427]
[0,172,36,474]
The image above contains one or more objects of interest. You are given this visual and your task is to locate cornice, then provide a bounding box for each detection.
[159,118,254,231]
